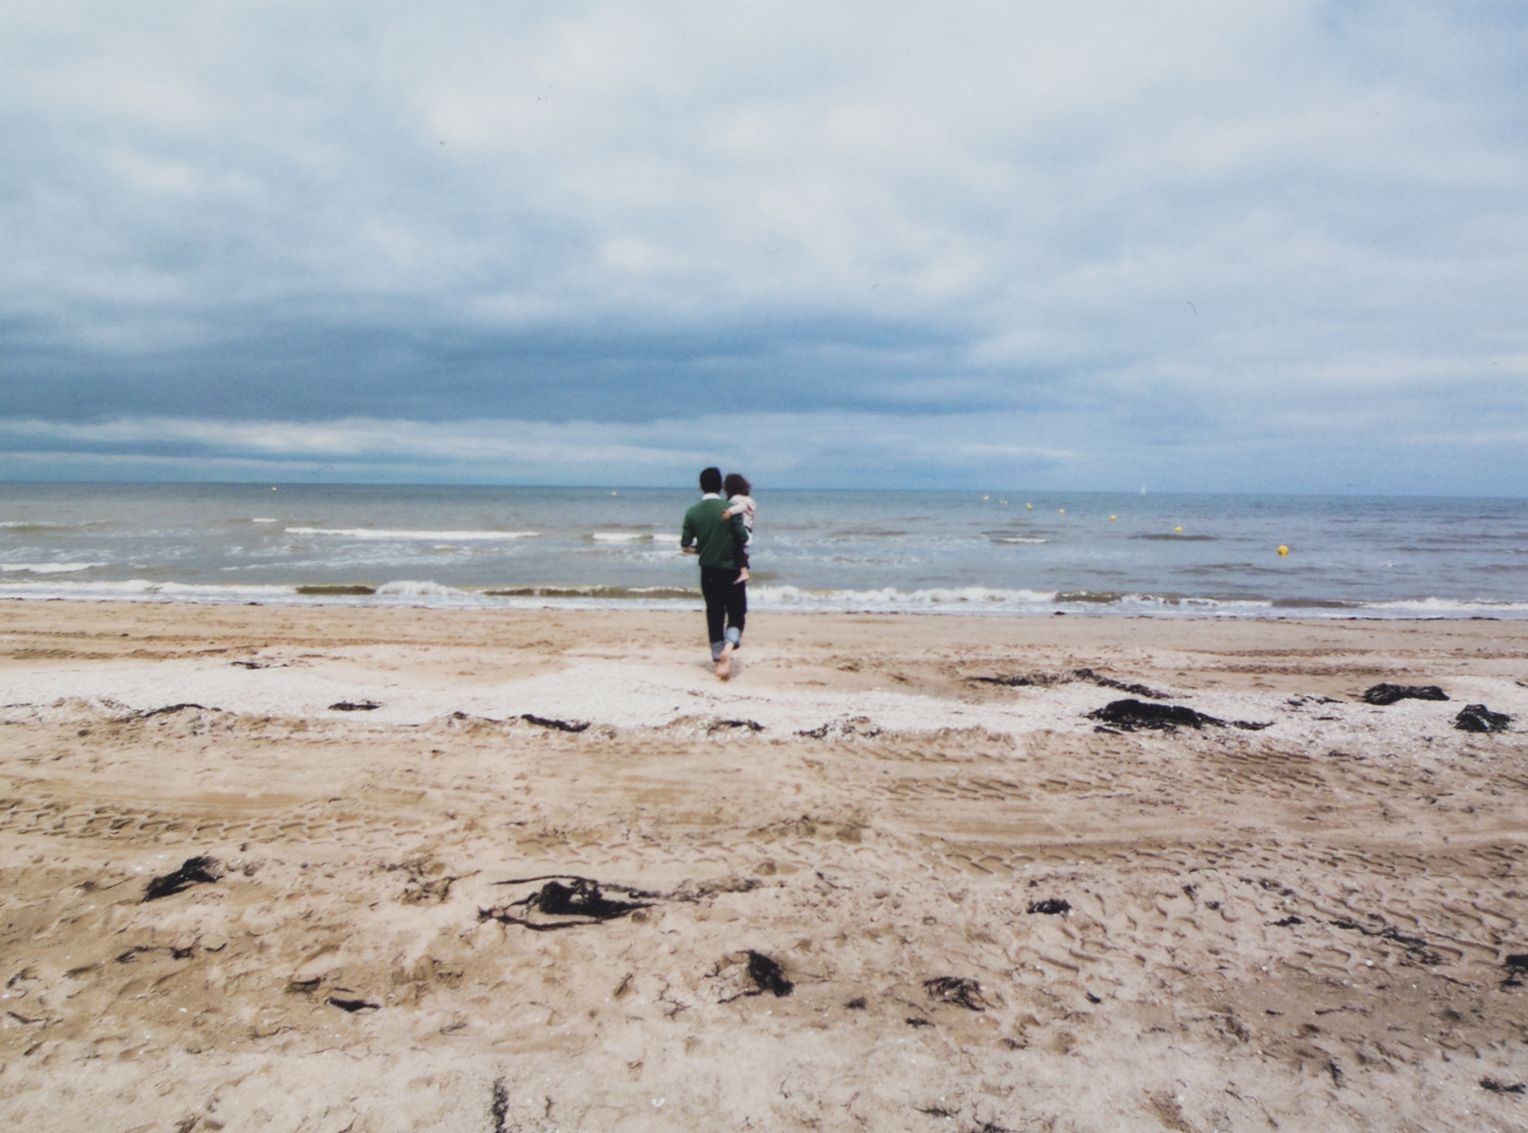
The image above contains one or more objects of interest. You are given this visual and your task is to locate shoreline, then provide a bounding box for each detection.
[4,590,1528,622]
[3,602,1526,1130]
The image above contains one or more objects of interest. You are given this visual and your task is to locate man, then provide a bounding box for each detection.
[681,466,750,679]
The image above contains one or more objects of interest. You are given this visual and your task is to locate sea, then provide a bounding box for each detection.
[1,482,1525,619]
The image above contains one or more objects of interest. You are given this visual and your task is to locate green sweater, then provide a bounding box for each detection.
[681,496,750,570]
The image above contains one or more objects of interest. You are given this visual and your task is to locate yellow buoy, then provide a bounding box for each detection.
[1277,544,1290,556]
[1173,525,1183,534]
[1108,514,1117,522]
[1025,502,1033,510]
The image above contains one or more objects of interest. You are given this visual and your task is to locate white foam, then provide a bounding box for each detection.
[1360,596,1528,615]
[374,579,475,600]
[591,531,657,543]
[1111,593,1273,612]
[286,527,541,541]
[157,581,299,598]
[753,585,1060,611]
[0,578,299,603]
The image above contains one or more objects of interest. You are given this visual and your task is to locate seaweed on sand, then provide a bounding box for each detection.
[520,714,590,733]
[1361,683,1448,706]
[746,950,794,997]
[143,856,219,902]
[972,667,1169,699]
[1086,698,1270,732]
[1455,703,1512,732]
[479,875,654,931]
[924,976,991,1011]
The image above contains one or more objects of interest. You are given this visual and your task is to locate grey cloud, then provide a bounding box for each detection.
[2,2,1526,492]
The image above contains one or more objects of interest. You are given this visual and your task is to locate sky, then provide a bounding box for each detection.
[2,1,1526,495]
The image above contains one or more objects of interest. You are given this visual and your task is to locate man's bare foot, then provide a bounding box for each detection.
[736,567,750,583]
[714,642,734,680]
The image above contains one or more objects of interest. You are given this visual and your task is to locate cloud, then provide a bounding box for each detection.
[2,2,1526,493]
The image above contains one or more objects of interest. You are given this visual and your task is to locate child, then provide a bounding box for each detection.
[721,472,756,583]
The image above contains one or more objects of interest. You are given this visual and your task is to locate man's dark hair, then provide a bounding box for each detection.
[723,473,751,497]
[699,466,723,493]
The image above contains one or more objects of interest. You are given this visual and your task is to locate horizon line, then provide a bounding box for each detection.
[2,477,1524,503]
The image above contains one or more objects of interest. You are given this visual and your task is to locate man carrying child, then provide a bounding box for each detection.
[680,466,749,680]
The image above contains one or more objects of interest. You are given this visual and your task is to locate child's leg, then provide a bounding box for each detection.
[734,531,750,583]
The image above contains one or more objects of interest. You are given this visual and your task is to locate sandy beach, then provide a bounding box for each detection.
[1,600,1525,1131]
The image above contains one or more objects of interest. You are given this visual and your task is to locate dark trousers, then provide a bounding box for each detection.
[700,566,746,653]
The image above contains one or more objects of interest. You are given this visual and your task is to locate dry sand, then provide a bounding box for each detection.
[1,600,1526,1131]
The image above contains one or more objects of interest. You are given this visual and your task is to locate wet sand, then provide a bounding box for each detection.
[2,601,1526,1131]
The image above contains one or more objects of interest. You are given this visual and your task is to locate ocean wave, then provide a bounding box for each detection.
[285,527,541,541]
[375,579,476,599]
[300,580,505,602]
[750,586,1278,614]
[0,562,104,574]
[1054,590,1273,610]
[483,584,697,600]
[1409,532,1528,545]
[3,574,1526,620]
[753,585,1060,609]
[0,579,299,601]
[589,531,661,543]
[1133,533,1219,542]
[1357,596,1528,615]
[250,517,279,524]
[0,521,100,533]
[1192,562,1287,576]
[1053,590,1118,604]
[1270,596,1362,610]
[991,536,1048,545]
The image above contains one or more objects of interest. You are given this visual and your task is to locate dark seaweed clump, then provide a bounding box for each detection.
[479,875,654,931]
[1455,704,1512,732]
[520,713,590,733]
[924,976,991,1011]
[971,667,1168,700]
[1361,683,1448,706]
[1087,699,1269,732]
[1027,898,1071,915]
[1502,953,1528,988]
[143,856,219,902]
[746,950,794,997]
